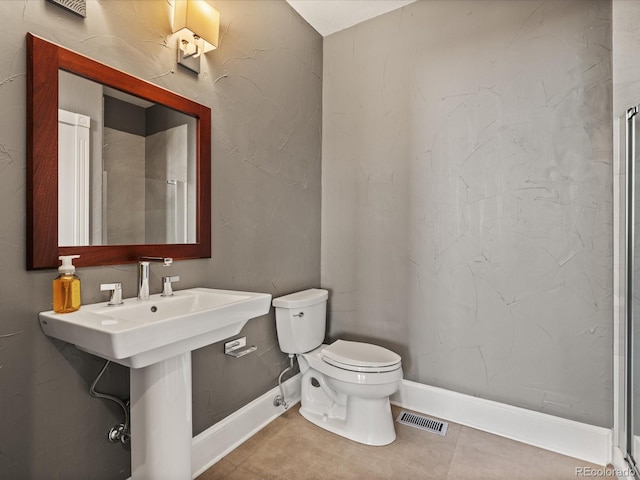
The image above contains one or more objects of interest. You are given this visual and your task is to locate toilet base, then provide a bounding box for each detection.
[300,388,396,446]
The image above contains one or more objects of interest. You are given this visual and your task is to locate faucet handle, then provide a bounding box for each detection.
[100,282,124,306]
[161,276,180,297]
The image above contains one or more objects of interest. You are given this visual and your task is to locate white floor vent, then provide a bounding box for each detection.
[396,410,448,437]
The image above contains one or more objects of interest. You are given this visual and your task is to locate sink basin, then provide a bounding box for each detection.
[39,287,272,368]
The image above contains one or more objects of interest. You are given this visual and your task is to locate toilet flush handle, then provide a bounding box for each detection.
[293,312,304,318]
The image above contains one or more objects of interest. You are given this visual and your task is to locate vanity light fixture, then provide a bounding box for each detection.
[173,0,220,74]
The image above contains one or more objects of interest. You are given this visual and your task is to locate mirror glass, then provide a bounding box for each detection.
[58,71,197,246]
[27,33,211,269]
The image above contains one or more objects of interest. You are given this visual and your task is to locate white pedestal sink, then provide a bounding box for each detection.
[39,288,272,479]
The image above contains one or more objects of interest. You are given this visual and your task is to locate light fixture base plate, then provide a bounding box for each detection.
[177,37,200,74]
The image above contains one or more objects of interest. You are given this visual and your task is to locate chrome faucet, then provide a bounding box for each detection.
[137,257,173,300]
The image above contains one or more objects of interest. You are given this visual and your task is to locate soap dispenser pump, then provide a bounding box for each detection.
[53,255,81,313]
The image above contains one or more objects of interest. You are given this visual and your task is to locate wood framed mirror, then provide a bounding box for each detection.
[27,33,211,269]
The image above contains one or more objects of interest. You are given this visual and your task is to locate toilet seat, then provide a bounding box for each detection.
[321,340,401,373]
[301,345,402,385]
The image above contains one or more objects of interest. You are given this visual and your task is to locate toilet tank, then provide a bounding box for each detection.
[272,289,328,354]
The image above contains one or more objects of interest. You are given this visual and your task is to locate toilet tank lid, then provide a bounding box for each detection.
[272,288,328,308]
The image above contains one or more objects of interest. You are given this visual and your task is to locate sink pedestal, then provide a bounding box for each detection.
[130,352,192,480]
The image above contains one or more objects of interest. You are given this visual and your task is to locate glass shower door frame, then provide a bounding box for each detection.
[626,105,640,478]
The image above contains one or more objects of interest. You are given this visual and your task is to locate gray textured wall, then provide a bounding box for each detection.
[322,0,613,427]
[612,0,640,449]
[613,0,640,115]
[0,1,321,478]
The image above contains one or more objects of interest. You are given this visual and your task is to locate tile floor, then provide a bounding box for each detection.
[198,406,614,479]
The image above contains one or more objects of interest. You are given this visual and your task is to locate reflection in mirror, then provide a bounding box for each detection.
[27,33,211,269]
[58,71,197,247]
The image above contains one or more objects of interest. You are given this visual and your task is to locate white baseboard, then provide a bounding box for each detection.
[191,374,301,478]
[391,379,612,466]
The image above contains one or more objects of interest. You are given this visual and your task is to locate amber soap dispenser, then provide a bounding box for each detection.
[53,255,81,313]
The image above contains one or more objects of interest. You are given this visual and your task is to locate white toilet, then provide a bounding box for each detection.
[272,288,403,446]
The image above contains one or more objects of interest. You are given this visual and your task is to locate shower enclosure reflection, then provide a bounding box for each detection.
[58,70,196,246]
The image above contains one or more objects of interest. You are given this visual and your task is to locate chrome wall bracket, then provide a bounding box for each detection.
[224,337,257,358]
[177,35,201,74]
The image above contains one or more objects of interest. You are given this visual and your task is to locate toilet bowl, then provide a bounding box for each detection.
[298,341,402,445]
[272,289,403,446]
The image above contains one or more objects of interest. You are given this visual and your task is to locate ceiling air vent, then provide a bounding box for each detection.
[396,410,448,437]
